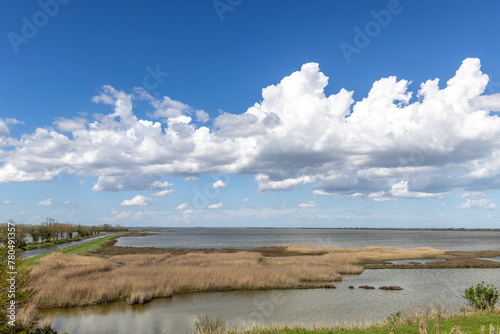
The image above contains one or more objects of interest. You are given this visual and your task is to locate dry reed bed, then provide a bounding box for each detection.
[271,245,445,265]
[31,252,354,308]
[30,246,443,308]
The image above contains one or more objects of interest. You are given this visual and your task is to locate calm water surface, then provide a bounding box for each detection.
[117,228,500,251]
[42,268,500,334]
[41,229,500,333]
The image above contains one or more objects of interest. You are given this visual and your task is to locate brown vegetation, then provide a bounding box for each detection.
[262,245,445,272]
[28,242,460,308]
[359,285,375,289]
[365,250,500,269]
[279,244,446,261]
[379,285,404,290]
[30,251,361,308]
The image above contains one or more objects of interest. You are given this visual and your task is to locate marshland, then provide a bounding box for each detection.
[16,228,500,333]
[29,241,444,308]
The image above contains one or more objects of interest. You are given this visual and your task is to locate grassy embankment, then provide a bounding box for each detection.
[24,231,129,266]
[191,307,500,334]
[21,232,111,251]
[28,239,446,308]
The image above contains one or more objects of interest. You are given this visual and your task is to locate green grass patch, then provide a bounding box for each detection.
[25,253,49,266]
[196,309,500,334]
[57,232,128,255]
[275,314,500,334]
[25,232,130,266]
[21,235,98,250]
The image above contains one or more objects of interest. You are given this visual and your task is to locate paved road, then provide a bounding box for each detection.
[20,233,117,258]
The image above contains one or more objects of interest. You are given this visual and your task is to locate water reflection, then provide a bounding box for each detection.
[40,268,500,334]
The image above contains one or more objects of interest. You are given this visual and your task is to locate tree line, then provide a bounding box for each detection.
[0,218,128,248]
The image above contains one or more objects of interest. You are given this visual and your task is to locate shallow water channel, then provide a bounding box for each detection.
[41,268,500,334]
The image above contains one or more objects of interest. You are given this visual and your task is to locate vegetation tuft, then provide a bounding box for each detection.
[193,315,227,334]
[463,282,499,310]
[379,286,403,291]
[358,285,375,290]
[188,306,500,334]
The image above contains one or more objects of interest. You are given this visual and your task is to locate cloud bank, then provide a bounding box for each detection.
[1,58,500,200]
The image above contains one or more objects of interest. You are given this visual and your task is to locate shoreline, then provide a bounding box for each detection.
[94,232,500,269]
[20,232,113,251]
[25,233,500,310]
[131,226,500,231]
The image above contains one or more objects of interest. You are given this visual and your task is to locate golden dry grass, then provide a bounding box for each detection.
[279,245,445,260]
[29,245,444,308]
[268,245,445,266]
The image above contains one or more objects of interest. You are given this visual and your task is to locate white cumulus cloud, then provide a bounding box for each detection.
[152,189,174,197]
[1,58,500,201]
[0,118,22,138]
[208,202,223,209]
[459,198,497,210]
[37,199,53,206]
[149,180,174,196]
[175,203,189,210]
[195,110,210,122]
[212,180,227,189]
[298,201,316,209]
[119,195,150,207]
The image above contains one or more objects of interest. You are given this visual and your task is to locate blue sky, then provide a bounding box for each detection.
[1,0,500,228]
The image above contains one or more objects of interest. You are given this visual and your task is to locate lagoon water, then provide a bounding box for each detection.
[42,229,500,333]
[43,269,500,334]
[117,228,500,251]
